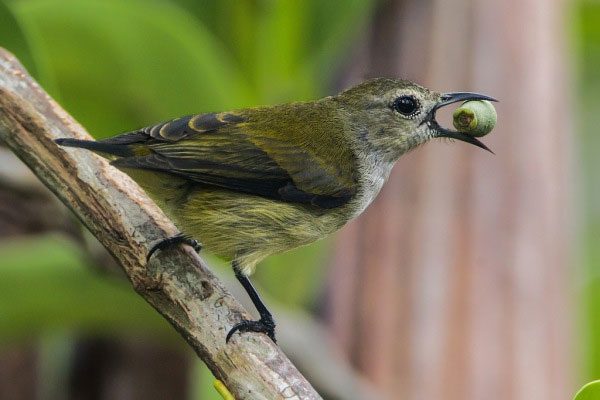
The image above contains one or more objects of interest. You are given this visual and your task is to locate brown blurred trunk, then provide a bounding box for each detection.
[326,1,575,399]
[0,346,37,400]
[68,339,190,400]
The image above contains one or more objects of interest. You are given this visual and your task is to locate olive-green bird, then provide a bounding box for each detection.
[56,78,495,343]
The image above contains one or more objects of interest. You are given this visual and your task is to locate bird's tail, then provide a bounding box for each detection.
[55,138,134,158]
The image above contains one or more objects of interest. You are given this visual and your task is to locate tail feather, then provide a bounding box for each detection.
[55,138,134,158]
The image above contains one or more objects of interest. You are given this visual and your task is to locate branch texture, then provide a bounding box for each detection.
[0,48,321,400]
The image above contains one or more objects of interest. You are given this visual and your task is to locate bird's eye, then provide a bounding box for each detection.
[392,96,420,117]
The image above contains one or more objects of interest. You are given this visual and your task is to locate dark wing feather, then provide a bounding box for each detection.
[109,111,356,209]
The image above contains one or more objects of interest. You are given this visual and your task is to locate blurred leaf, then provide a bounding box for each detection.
[304,0,376,88]
[574,381,600,400]
[579,2,600,382]
[254,0,312,101]
[0,0,37,75]
[190,359,222,400]
[171,0,376,101]
[583,224,600,380]
[255,238,331,308]
[170,0,258,83]
[12,0,252,137]
[0,235,176,344]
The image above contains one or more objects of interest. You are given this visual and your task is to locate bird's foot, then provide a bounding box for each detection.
[147,233,202,261]
[226,313,276,343]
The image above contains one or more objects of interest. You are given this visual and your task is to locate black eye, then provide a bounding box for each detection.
[392,95,420,117]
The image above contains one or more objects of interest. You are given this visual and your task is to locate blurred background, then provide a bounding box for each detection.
[0,0,596,399]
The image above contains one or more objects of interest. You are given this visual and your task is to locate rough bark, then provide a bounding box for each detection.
[0,48,320,400]
[327,1,574,399]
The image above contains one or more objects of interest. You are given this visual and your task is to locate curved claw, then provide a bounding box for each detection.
[226,317,276,343]
[146,233,202,262]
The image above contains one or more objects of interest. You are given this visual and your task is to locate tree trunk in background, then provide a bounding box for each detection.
[0,346,37,400]
[68,339,190,400]
[326,1,575,399]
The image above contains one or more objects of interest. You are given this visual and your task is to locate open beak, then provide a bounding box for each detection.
[427,92,498,153]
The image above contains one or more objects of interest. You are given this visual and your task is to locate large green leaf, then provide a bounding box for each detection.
[579,2,600,382]
[253,0,312,101]
[0,0,37,76]
[255,239,331,308]
[574,381,600,400]
[169,0,376,101]
[12,0,252,138]
[303,0,376,86]
[0,235,176,344]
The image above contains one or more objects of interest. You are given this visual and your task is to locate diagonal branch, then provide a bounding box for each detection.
[0,48,321,400]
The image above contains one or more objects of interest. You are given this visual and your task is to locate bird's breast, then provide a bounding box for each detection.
[344,157,393,220]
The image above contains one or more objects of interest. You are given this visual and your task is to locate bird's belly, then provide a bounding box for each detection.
[166,188,345,272]
[128,166,384,274]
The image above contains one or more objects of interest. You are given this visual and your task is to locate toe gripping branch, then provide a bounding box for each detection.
[146,233,202,261]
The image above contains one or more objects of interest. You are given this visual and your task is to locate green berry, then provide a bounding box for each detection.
[452,100,497,137]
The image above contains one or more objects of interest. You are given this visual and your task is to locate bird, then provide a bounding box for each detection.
[55,78,495,343]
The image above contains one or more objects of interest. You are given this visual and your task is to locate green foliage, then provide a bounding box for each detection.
[0,235,176,344]
[582,224,600,380]
[172,0,374,101]
[10,0,253,136]
[0,0,36,75]
[191,359,223,400]
[578,1,600,383]
[256,239,332,308]
[6,0,375,137]
[574,381,600,400]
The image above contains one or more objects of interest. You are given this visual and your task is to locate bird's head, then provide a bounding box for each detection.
[337,78,496,161]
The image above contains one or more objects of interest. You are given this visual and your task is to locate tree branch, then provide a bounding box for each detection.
[0,48,321,399]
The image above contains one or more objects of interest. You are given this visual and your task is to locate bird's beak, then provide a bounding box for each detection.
[427,92,498,153]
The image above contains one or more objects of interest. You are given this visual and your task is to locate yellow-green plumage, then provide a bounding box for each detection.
[116,99,368,275]
[122,166,348,275]
[55,78,496,275]
[55,78,496,341]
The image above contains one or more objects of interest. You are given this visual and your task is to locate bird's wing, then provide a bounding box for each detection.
[108,111,357,209]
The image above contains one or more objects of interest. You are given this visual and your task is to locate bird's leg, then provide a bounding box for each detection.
[146,233,202,261]
[226,262,276,343]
